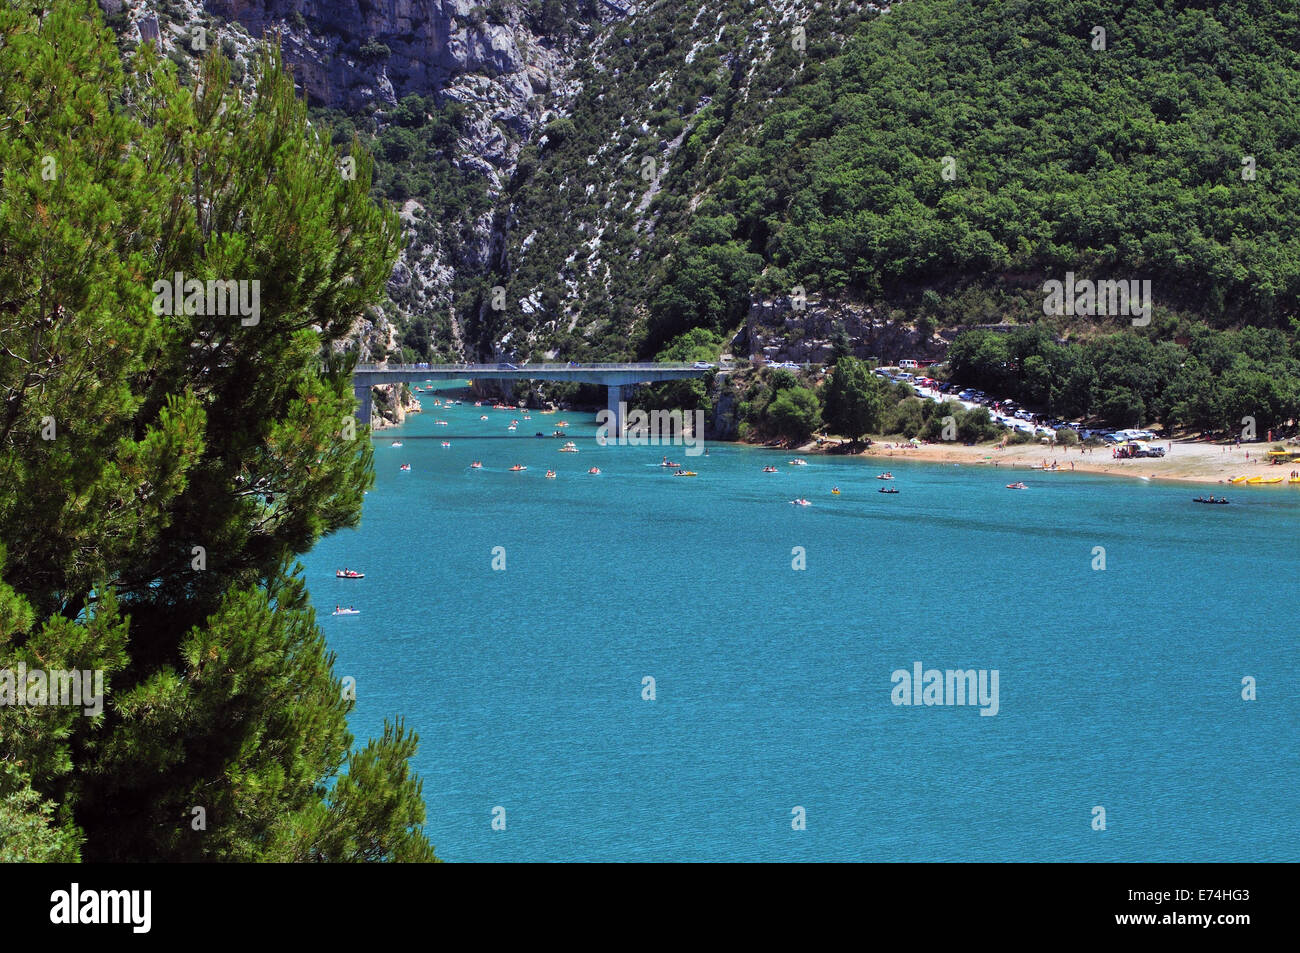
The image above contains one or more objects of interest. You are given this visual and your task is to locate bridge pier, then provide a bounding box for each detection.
[605,384,625,440]
[354,383,373,426]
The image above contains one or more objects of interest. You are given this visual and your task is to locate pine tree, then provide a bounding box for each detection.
[1,0,437,861]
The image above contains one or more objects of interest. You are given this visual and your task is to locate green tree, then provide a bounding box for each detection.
[822,357,884,443]
[767,386,822,442]
[0,2,435,862]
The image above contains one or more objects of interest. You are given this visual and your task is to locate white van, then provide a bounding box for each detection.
[899,359,919,369]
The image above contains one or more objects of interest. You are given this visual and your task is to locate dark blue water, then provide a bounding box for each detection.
[306,383,1300,861]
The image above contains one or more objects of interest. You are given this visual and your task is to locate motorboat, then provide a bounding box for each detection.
[673,470,698,477]
[545,470,557,479]
[390,441,403,447]
[789,458,808,466]
[789,498,811,506]
[441,441,451,447]
[559,442,579,452]
[876,473,894,480]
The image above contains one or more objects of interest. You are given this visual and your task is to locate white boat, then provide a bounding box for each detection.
[332,608,360,616]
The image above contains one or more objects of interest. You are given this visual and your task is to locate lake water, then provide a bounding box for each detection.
[306,382,1299,861]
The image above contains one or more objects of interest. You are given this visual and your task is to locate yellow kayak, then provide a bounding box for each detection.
[1258,477,1283,484]
[1229,475,1249,484]
[1289,477,1300,484]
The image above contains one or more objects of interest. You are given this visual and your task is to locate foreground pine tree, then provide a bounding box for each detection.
[0,0,437,861]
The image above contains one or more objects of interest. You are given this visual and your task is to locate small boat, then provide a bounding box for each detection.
[673,470,698,477]
[1193,497,1230,504]
[1229,475,1249,484]
[390,441,403,448]
[831,487,840,495]
[557,421,570,428]
[878,487,899,494]
[1256,477,1283,485]
[399,464,411,471]
[588,467,601,474]
[789,458,808,466]
[509,465,527,472]
[553,430,567,438]
[470,461,483,469]
[480,415,489,420]
[661,460,681,468]
[332,607,360,616]
[441,441,451,447]
[1006,482,1027,490]
[507,425,517,431]
[762,466,778,473]
[559,442,579,452]
[789,498,811,506]
[435,420,448,426]
[335,570,364,579]
[1290,477,1300,484]
[545,470,557,479]
[876,473,894,480]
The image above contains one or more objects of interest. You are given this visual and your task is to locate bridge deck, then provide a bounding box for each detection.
[350,363,712,427]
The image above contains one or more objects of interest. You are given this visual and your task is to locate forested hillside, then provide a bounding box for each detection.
[100,1,1300,432]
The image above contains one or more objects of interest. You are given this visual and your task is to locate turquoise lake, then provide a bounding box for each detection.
[306,383,1299,861]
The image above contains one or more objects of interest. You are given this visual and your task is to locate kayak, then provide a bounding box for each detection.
[1229,475,1248,484]
[332,608,360,616]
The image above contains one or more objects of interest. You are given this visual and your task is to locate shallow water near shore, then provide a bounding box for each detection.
[307,384,1299,861]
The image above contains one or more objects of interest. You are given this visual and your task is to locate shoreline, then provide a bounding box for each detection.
[757,436,1300,487]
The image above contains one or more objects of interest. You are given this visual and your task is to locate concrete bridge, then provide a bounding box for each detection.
[352,362,711,433]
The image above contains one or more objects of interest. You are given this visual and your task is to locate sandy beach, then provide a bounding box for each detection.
[799,436,1300,487]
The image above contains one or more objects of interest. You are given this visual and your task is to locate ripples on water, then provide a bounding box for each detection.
[308,384,1300,861]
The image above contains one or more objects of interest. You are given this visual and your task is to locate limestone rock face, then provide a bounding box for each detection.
[740,297,949,367]
[203,1,551,111]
